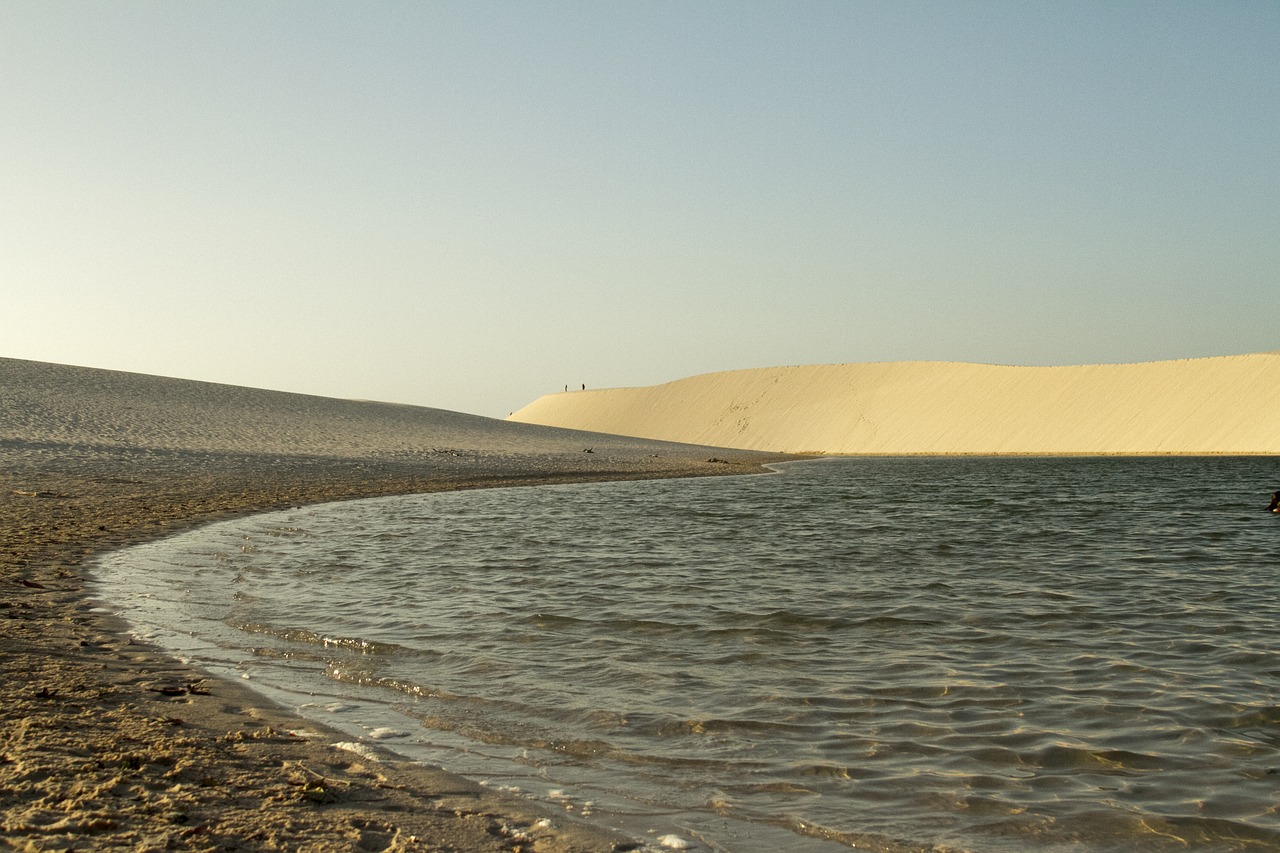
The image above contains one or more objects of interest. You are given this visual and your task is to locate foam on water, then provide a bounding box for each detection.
[94,457,1280,852]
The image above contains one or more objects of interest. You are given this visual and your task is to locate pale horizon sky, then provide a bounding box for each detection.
[4,2,1277,417]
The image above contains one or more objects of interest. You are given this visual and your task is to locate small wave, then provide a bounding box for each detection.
[258,524,312,539]
[1027,743,1165,774]
[229,621,407,655]
[525,613,591,627]
[767,812,947,853]
[324,663,461,701]
[526,612,697,636]
[622,713,816,739]
[246,645,326,662]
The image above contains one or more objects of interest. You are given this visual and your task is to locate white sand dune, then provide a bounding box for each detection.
[0,357,732,461]
[509,353,1280,455]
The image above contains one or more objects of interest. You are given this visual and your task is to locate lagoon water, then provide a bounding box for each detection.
[95,458,1280,852]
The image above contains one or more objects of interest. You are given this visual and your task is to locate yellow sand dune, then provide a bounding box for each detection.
[510,353,1280,454]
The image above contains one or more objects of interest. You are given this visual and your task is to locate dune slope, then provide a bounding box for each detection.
[509,353,1280,454]
[0,356,764,462]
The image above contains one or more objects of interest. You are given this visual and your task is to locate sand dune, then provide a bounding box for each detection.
[0,356,757,463]
[510,353,1280,455]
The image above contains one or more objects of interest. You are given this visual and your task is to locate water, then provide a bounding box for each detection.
[94,457,1280,852]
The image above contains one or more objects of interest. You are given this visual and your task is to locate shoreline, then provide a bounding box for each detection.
[1,439,793,852]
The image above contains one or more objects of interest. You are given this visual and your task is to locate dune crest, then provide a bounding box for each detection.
[510,353,1280,454]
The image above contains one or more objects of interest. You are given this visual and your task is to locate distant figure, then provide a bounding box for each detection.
[564,385,568,392]
[1269,491,1280,513]
[582,383,586,391]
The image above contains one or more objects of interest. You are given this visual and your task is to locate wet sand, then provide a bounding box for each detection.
[0,358,792,852]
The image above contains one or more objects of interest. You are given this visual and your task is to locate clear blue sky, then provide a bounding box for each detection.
[4,2,1277,417]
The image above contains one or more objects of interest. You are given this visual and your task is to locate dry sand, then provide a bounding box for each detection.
[510,353,1280,455]
[0,357,791,852]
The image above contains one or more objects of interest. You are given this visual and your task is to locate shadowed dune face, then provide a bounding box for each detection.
[0,357,600,456]
[509,353,1280,455]
[0,357,745,463]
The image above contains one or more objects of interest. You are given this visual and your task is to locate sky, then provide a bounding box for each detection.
[3,1,1277,417]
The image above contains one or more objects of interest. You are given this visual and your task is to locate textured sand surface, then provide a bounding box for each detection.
[510,353,1280,455]
[0,357,788,852]
[0,357,731,460]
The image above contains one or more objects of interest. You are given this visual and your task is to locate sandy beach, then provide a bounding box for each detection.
[510,353,1280,455]
[0,357,791,852]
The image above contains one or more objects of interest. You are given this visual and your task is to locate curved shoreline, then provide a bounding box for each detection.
[1,438,793,852]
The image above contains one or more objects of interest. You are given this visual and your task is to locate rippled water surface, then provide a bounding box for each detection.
[95,458,1280,851]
